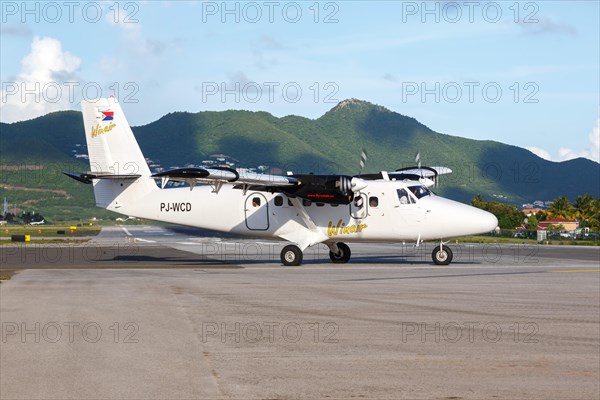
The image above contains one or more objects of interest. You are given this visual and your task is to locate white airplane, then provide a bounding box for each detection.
[65,98,498,266]
[29,219,45,225]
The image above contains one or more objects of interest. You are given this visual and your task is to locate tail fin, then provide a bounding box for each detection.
[80,97,156,211]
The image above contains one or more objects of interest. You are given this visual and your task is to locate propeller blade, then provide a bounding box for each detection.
[358,148,368,174]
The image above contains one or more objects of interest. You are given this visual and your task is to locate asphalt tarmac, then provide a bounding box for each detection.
[1,225,599,399]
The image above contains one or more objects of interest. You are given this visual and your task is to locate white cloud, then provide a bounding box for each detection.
[527,146,552,161]
[0,36,81,123]
[527,114,600,163]
[558,115,600,162]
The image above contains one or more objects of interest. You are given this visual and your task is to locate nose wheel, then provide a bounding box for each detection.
[432,244,453,265]
[281,245,303,266]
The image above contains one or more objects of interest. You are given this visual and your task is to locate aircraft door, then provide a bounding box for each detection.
[350,192,368,219]
[245,193,269,230]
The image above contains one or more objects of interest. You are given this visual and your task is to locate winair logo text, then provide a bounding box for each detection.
[160,202,192,212]
[327,219,367,237]
[91,123,116,138]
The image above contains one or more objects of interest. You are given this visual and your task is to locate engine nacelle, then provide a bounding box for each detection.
[283,174,356,205]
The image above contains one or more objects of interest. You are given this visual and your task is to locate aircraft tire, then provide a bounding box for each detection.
[432,245,453,265]
[329,242,351,263]
[281,245,303,266]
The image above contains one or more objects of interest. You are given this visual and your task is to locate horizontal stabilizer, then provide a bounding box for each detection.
[63,171,142,185]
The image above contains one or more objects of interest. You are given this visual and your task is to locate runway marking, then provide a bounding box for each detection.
[135,238,156,243]
[120,227,132,236]
[551,269,600,273]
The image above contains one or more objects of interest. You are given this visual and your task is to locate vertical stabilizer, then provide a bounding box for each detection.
[80,98,156,210]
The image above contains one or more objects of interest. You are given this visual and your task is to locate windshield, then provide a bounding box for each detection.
[396,188,415,204]
[408,185,431,199]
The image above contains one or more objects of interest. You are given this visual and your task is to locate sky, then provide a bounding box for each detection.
[1,1,599,163]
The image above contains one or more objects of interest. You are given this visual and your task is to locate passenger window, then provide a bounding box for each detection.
[316,202,325,207]
[252,197,261,207]
[288,199,293,206]
[274,196,283,206]
[369,197,379,207]
[331,204,339,207]
[303,199,312,207]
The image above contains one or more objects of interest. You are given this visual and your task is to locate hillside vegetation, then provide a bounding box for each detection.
[1,99,598,221]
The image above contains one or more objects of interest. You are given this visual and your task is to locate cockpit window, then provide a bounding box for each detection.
[396,189,414,204]
[408,185,431,199]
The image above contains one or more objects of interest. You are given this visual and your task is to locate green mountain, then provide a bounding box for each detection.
[1,99,598,221]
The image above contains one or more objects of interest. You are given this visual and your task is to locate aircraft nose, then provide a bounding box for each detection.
[460,204,498,235]
[478,209,498,232]
[423,196,499,237]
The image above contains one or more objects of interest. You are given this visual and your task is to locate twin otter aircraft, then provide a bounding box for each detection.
[66,98,498,266]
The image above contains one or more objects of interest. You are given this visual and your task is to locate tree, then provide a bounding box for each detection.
[471,194,484,209]
[547,223,566,233]
[547,196,575,219]
[573,194,594,222]
[535,210,547,222]
[527,215,539,230]
[20,211,44,224]
[586,198,600,232]
[471,195,525,229]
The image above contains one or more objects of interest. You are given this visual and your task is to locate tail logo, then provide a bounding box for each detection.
[91,122,117,138]
[91,108,117,138]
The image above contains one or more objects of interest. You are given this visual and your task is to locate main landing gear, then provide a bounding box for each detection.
[280,242,352,266]
[431,243,453,265]
[328,242,351,264]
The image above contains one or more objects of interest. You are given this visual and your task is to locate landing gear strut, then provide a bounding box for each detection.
[281,245,303,266]
[328,242,351,264]
[432,243,453,265]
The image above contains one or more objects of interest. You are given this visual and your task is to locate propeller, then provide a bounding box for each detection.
[415,150,428,184]
[415,151,438,187]
[358,148,368,175]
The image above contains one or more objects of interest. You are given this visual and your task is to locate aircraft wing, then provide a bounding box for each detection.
[393,166,452,177]
[356,166,452,181]
[151,167,300,189]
